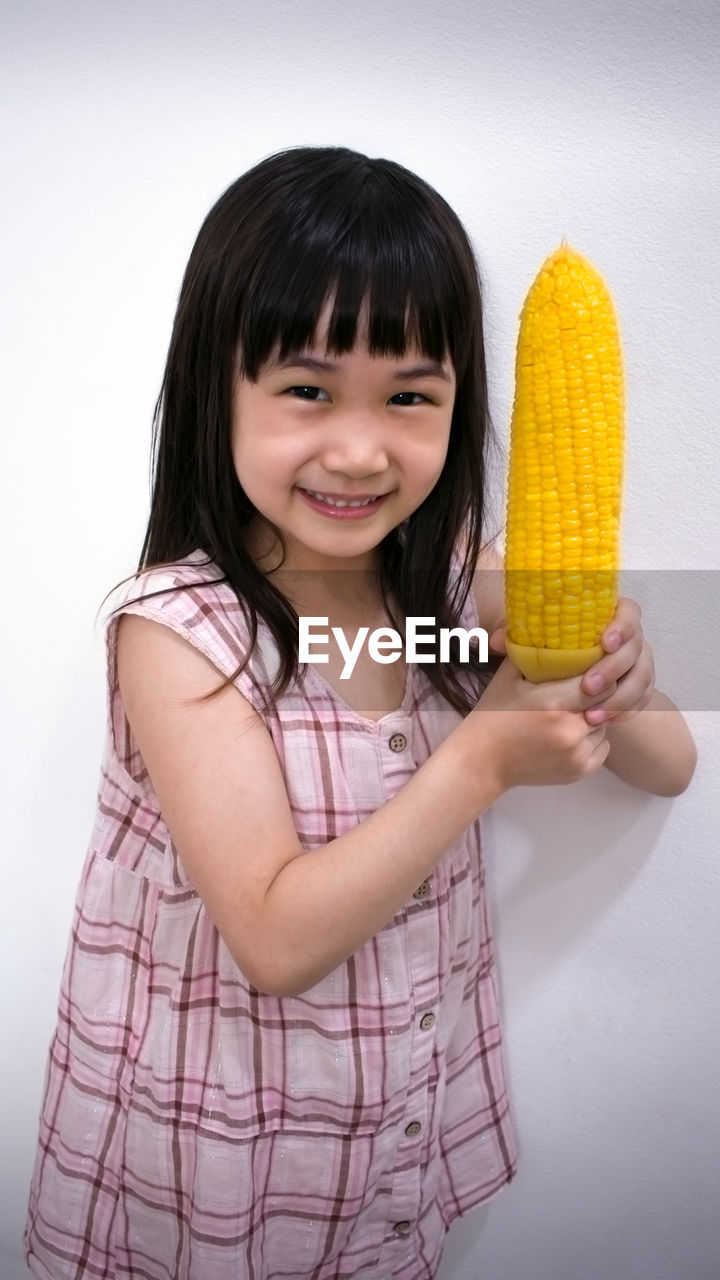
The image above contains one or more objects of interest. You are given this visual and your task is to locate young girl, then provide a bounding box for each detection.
[25,146,696,1280]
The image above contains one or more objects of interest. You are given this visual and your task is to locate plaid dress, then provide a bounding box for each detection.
[25,552,517,1280]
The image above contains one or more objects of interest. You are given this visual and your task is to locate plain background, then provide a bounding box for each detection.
[3,1,719,1277]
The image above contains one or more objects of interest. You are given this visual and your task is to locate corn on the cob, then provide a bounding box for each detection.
[504,245,624,682]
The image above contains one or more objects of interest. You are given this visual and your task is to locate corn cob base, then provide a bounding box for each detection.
[505,638,604,683]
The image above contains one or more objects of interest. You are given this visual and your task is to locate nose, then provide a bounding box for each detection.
[320,412,390,478]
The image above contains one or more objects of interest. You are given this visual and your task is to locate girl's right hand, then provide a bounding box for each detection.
[467,658,611,791]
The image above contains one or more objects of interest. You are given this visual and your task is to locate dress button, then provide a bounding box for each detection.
[412,880,430,900]
[404,1120,422,1138]
[393,1220,411,1236]
[388,732,407,753]
[419,1012,436,1031]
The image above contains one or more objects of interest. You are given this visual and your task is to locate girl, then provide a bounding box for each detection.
[25,146,696,1280]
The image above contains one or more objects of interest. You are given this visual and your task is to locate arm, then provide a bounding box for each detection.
[117,613,609,997]
[472,548,697,797]
[602,690,697,796]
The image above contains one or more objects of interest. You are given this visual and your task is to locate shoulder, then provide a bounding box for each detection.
[110,550,236,617]
[107,550,275,710]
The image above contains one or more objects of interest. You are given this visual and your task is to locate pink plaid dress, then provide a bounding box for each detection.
[25,552,517,1280]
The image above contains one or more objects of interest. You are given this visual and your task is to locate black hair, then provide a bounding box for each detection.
[138,145,498,713]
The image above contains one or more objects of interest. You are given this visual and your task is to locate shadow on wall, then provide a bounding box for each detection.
[485,769,670,1001]
[437,1205,491,1280]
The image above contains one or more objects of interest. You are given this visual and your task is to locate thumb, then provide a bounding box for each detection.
[489,625,508,655]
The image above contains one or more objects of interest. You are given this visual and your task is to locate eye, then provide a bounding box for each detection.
[389,391,430,406]
[286,385,331,401]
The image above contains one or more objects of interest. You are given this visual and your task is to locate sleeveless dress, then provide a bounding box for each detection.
[24,551,517,1280]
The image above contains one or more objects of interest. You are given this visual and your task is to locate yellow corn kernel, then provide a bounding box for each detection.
[504,245,624,681]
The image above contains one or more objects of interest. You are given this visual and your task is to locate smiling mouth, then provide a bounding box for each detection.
[298,488,391,519]
[303,489,381,509]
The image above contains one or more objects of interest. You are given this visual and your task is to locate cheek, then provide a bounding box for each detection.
[231,427,305,499]
[230,432,252,490]
[413,425,452,482]
[230,416,268,494]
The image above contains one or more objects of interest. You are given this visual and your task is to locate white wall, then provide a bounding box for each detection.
[2,1,718,1277]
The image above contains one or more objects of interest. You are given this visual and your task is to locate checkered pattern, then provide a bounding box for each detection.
[25,552,517,1279]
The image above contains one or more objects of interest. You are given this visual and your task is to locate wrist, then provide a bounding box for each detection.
[449,717,509,816]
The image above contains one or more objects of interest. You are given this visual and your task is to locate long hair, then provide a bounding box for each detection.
[138,145,498,713]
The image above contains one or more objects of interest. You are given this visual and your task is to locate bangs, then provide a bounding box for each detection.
[234,154,476,379]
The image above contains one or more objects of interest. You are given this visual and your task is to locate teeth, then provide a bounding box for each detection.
[305,490,377,508]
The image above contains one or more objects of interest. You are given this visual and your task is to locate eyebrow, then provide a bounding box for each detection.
[268,354,452,381]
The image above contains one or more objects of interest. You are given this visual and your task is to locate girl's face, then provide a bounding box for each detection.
[231,335,456,574]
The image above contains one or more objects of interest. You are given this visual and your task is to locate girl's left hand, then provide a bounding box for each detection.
[581,597,655,725]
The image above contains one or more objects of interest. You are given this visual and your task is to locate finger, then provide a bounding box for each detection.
[574,723,610,774]
[601,678,655,722]
[581,629,644,697]
[489,626,508,654]
[599,706,642,726]
[526,673,608,714]
[601,596,641,654]
[583,651,655,723]
[591,733,612,768]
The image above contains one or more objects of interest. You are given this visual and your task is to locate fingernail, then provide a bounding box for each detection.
[605,630,622,651]
[585,673,605,693]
